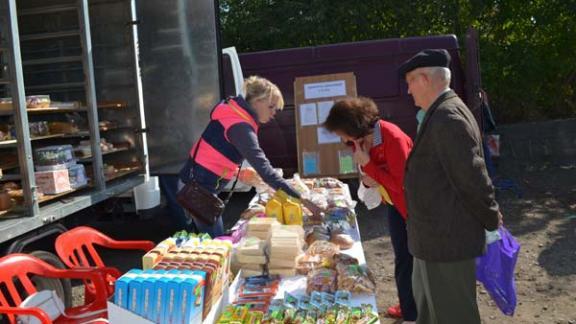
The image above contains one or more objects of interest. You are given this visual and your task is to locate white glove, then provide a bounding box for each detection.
[357,181,382,210]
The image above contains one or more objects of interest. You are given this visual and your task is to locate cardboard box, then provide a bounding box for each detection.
[35,169,71,194]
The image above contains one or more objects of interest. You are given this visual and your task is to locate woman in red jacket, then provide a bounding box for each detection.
[324,97,416,323]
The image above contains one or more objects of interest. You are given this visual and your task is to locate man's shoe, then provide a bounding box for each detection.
[387,304,402,318]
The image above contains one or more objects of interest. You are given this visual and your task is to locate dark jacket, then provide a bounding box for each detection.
[404,90,499,262]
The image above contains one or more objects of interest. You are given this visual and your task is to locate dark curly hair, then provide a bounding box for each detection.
[323,96,380,138]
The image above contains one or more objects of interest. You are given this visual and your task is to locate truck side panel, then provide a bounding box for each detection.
[238,35,466,173]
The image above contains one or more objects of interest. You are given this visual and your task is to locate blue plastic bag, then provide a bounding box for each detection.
[476,226,520,316]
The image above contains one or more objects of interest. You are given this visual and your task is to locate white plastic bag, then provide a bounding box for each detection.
[357,181,382,210]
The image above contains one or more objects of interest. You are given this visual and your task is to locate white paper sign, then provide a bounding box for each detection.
[317,101,334,124]
[299,103,318,126]
[304,80,346,99]
[317,127,341,144]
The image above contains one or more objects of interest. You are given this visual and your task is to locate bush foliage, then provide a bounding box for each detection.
[220,0,576,123]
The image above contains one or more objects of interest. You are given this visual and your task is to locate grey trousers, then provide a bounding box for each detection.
[412,257,481,324]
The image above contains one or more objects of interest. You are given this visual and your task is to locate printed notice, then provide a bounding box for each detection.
[299,103,318,126]
[302,152,320,175]
[339,150,355,174]
[304,80,346,99]
[317,101,334,124]
[317,127,341,144]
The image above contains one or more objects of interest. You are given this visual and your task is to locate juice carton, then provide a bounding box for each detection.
[128,277,146,316]
[114,269,143,309]
[165,277,183,324]
[178,270,206,324]
[141,270,166,321]
[152,276,172,323]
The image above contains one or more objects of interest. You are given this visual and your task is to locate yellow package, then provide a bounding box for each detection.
[283,198,303,225]
[266,197,284,223]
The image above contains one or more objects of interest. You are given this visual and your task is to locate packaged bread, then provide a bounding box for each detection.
[247,217,280,232]
[237,237,266,256]
[330,233,354,250]
[306,268,337,294]
[26,95,50,108]
[268,257,297,268]
[336,263,376,294]
[306,240,340,259]
[236,254,267,265]
[268,268,296,277]
[241,205,266,219]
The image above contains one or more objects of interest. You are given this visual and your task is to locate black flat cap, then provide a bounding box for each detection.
[398,49,451,78]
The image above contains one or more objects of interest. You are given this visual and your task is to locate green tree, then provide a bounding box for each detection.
[219,0,576,123]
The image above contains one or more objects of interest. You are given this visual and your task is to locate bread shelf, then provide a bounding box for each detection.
[20,30,80,41]
[0,106,87,116]
[105,168,141,182]
[25,82,85,91]
[38,185,89,204]
[0,163,19,171]
[98,102,128,109]
[99,126,133,132]
[28,106,87,113]
[77,147,132,163]
[1,132,91,147]
[18,4,77,16]
[0,139,17,148]
[0,174,21,181]
[0,109,14,117]
[23,56,83,66]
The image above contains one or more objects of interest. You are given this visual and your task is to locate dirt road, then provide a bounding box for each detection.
[362,164,576,323]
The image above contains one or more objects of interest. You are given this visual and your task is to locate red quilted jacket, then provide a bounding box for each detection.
[361,120,413,219]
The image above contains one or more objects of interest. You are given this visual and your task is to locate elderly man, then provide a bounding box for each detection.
[400,49,503,324]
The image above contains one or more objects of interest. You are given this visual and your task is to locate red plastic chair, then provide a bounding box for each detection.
[0,253,110,324]
[54,226,155,303]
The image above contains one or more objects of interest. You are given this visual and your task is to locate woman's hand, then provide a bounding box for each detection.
[301,198,323,217]
[353,139,370,167]
[361,175,379,188]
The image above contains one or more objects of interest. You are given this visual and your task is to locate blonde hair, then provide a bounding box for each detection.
[242,76,285,111]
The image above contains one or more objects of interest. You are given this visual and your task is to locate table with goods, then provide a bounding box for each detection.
[108,173,380,324]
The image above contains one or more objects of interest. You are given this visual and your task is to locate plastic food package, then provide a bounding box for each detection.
[330,233,354,250]
[34,145,75,168]
[335,264,376,294]
[308,192,328,210]
[241,204,266,220]
[314,177,344,189]
[306,268,337,294]
[306,240,340,259]
[333,253,359,266]
[68,164,88,189]
[305,225,331,246]
[26,95,50,108]
[29,121,50,137]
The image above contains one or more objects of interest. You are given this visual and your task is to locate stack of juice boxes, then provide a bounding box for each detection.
[114,269,206,324]
[141,232,233,319]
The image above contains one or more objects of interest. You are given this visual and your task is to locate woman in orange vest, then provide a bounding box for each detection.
[323,96,417,323]
[178,76,319,237]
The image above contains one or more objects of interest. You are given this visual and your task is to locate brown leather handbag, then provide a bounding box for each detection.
[176,139,242,226]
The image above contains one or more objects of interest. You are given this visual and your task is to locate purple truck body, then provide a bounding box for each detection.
[232,34,476,173]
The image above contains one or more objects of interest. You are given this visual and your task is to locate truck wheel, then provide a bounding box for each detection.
[28,250,73,308]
